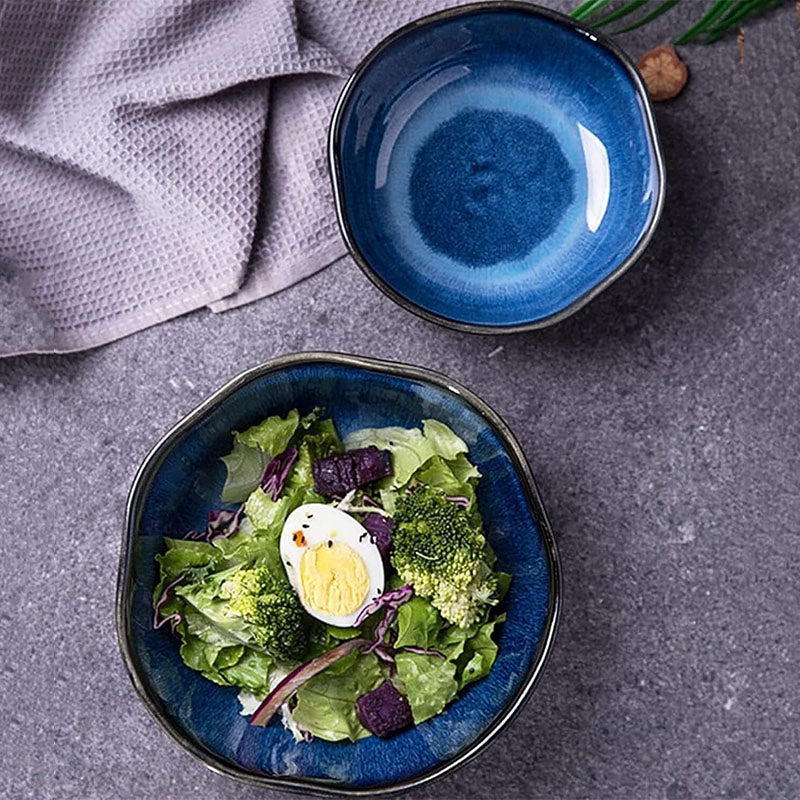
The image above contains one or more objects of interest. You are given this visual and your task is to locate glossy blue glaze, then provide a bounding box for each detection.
[123,359,555,791]
[411,109,575,266]
[332,5,663,328]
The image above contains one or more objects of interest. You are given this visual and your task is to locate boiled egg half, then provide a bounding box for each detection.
[280,503,384,627]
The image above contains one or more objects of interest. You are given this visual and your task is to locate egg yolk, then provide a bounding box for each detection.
[299,541,369,617]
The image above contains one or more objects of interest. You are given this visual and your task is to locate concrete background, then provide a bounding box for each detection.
[1,2,798,798]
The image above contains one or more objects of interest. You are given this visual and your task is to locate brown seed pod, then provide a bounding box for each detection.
[636,45,688,102]
[737,26,745,67]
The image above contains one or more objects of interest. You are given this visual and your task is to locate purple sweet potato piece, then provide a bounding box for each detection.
[336,456,358,492]
[312,456,347,496]
[355,680,413,738]
[353,446,393,485]
[312,447,392,496]
[362,513,394,562]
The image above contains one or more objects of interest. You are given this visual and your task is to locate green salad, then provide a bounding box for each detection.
[153,408,510,742]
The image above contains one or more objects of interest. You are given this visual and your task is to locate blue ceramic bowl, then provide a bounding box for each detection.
[117,353,560,795]
[329,2,665,332]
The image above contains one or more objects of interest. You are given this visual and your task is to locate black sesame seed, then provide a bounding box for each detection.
[327,540,332,548]
[302,523,309,529]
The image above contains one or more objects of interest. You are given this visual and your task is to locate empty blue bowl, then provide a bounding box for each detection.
[116,353,560,794]
[329,2,665,332]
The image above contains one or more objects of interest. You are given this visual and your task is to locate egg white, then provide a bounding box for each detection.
[280,503,384,627]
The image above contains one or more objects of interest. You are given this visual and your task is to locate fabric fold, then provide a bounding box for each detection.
[0,0,452,356]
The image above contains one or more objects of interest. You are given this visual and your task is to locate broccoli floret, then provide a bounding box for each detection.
[221,566,307,662]
[391,485,499,628]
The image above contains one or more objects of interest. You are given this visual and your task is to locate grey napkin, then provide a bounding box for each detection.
[0,0,453,356]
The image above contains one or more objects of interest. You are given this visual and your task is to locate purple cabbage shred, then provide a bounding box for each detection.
[355,584,413,657]
[372,644,396,665]
[185,503,245,542]
[312,446,392,496]
[206,505,244,539]
[355,584,413,627]
[446,495,470,509]
[362,513,394,562]
[260,447,298,501]
[355,680,413,738]
[153,575,185,632]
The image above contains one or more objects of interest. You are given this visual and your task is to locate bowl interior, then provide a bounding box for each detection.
[332,5,662,328]
[121,359,556,791]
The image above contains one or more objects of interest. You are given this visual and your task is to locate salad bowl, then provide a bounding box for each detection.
[329,2,665,332]
[116,352,561,794]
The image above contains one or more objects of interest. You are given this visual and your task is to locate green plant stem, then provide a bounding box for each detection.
[674,0,735,44]
[571,0,787,42]
[592,0,650,27]
[703,0,776,41]
[612,0,681,34]
[571,0,614,20]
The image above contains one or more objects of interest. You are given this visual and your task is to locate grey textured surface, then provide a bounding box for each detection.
[1,2,799,799]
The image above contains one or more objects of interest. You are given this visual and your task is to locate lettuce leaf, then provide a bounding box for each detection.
[436,622,479,661]
[218,648,273,694]
[235,409,300,453]
[180,634,273,696]
[457,613,505,689]
[343,419,468,489]
[153,539,224,628]
[178,616,273,696]
[175,564,260,647]
[379,487,398,515]
[291,653,384,741]
[447,452,481,483]
[220,438,271,503]
[394,652,458,724]
[243,483,323,534]
[305,622,364,660]
[243,489,293,532]
[326,625,362,641]
[496,572,512,601]
[421,420,470,461]
[179,634,226,677]
[183,609,243,648]
[208,528,285,582]
[413,456,477,506]
[394,596,442,649]
[322,649,360,677]
[154,539,222,587]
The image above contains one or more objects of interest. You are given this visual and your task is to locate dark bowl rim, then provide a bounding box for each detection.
[115,351,562,796]
[328,0,667,335]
